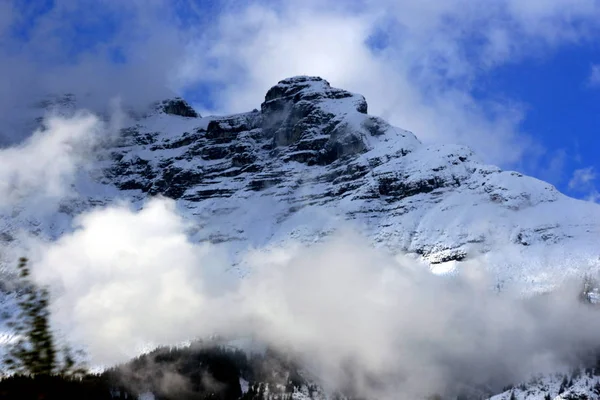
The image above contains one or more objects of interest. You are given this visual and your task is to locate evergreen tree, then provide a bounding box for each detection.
[559,383,566,394]
[3,257,86,377]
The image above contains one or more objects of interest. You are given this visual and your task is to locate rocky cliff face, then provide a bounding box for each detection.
[3,76,600,289]
[83,76,599,289]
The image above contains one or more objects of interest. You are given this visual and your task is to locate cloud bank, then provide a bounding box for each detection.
[0,1,181,144]
[27,197,600,398]
[176,0,600,170]
[3,0,600,173]
[0,111,110,211]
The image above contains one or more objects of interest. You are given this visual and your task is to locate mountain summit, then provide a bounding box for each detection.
[2,76,600,400]
[4,76,600,290]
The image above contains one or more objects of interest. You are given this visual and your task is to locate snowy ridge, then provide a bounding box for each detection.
[3,76,600,398]
[98,76,600,290]
[491,368,600,400]
[2,76,600,289]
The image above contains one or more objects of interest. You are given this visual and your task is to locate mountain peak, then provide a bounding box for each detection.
[5,76,600,294]
[263,76,368,114]
[156,97,199,118]
[264,76,331,102]
[258,76,383,164]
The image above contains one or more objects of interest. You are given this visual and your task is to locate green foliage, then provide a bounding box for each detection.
[3,257,86,378]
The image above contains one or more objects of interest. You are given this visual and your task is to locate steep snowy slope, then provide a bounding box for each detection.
[98,77,600,288]
[3,76,600,292]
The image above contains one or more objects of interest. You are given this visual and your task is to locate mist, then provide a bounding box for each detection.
[0,1,182,147]
[22,196,600,399]
[0,109,120,212]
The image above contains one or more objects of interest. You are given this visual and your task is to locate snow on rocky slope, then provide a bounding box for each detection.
[491,367,600,400]
[98,77,600,290]
[3,76,600,398]
[2,75,600,290]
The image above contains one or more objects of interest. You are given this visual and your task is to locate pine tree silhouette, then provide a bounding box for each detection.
[3,257,86,377]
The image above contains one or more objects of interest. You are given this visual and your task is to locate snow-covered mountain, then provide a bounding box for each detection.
[5,75,600,289]
[3,76,600,399]
[491,368,600,400]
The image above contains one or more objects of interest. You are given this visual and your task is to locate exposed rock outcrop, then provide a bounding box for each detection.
[4,75,600,289]
[158,98,199,118]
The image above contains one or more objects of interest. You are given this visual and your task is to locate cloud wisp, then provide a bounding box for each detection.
[175,0,600,171]
[0,1,182,145]
[0,110,113,212]
[568,166,600,202]
[3,0,600,173]
[25,197,600,399]
[589,64,600,87]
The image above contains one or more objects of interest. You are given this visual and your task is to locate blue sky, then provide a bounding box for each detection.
[477,44,600,198]
[2,0,600,201]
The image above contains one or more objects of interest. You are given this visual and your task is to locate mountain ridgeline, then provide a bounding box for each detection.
[101,76,600,287]
[3,75,600,286]
[2,76,600,399]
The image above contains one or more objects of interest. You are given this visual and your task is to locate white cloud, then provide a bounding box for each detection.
[586,191,600,203]
[30,198,228,365]
[3,0,600,171]
[589,64,600,87]
[567,166,600,203]
[173,0,600,168]
[0,111,106,210]
[26,197,600,397]
[535,148,568,185]
[569,166,596,190]
[0,1,185,144]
